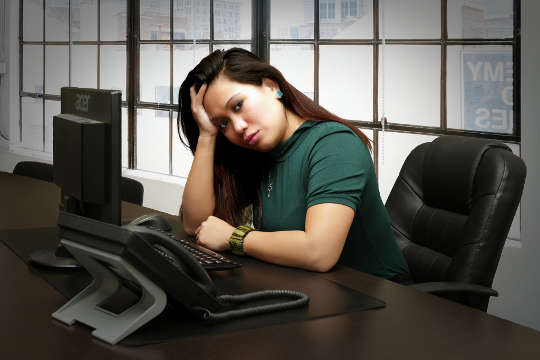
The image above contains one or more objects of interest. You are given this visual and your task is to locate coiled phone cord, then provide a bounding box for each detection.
[193,290,309,323]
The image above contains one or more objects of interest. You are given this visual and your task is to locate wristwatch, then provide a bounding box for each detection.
[229,225,254,256]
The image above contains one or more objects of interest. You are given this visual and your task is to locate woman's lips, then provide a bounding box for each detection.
[246,130,260,145]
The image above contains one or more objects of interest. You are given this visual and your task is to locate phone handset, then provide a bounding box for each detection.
[124,225,309,322]
[123,224,221,315]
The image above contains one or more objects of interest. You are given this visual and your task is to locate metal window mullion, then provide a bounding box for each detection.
[68,0,71,87]
[97,0,101,89]
[169,0,174,175]
[127,0,139,169]
[441,0,447,131]
[513,0,521,139]
[169,108,173,176]
[253,0,269,60]
[42,0,46,151]
[314,0,319,105]
[373,0,380,176]
[19,0,23,142]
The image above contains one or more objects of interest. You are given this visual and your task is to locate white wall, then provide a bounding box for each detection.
[487,0,540,330]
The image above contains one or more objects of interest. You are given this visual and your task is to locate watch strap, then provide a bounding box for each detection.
[229,225,253,256]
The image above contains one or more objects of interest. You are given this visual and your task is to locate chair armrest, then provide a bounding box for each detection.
[410,282,498,297]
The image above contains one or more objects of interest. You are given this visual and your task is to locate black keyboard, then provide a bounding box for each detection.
[147,226,242,270]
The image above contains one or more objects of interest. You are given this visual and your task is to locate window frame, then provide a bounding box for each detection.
[18,0,521,175]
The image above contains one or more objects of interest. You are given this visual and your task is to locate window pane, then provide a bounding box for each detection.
[271,0,314,39]
[379,45,440,127]
[140,44,170,104]
[447,45,513,134]
[44,100,60,154]
[137,109,170,174]
[320,45,372,121]
[448,0,513,39]
[141,0,171,40]
[100,45,127,101]
[23,0,43,42]
[23,45,43,94]
[270,44,314,100]
[21,97,43,151]
[320,0,373,39]
[100,0,127,41]
[214,0,251,40]
[71,45,98,88]
[173,0,210,40]
[378,131,436,203]
[122,107,128,168]
[380,0,440,39]
[173,44,209,105]
[172,111,194,178]
[45,0,69,41]
[71,0,98,41]
[45,45,69,96]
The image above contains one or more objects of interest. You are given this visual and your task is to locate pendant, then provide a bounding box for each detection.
[267,174,273,198]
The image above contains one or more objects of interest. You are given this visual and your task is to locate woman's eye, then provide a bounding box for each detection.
[218,119,229,130]
[233,100,243,112]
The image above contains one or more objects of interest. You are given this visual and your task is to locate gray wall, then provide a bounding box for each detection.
[0,0,539,331]
[487,0,540,330]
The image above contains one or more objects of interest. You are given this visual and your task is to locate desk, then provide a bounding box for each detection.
[1,172,539,359]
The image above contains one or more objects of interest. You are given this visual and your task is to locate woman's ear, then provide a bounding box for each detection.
[261,77,279,93]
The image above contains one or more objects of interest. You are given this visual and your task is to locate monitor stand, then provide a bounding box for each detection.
[52,238,167,345]
[28,193,88,269]
[28,244,80,268]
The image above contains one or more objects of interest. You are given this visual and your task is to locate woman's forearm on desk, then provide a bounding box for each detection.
[181,135,217,235]
[243,203,354,272]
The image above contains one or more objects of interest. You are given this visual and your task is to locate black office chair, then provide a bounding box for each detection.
[120,176,144,206]
[385,135,526,311]
[13,161,144,205]
[13,161,54,182]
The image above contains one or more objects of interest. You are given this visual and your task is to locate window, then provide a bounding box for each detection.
[320,0,336,20]
[18,0,520,240]
[19,0,128,161]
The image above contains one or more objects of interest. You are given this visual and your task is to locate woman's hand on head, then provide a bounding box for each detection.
[194,216,235,252]
[190,83,218,138]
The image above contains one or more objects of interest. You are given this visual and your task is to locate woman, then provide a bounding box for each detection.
[178,48,409,281]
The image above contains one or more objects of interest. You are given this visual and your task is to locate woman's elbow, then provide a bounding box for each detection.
[309,260,337,273]
[305,250,339,273]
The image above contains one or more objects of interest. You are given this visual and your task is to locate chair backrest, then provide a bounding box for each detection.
[120,177,144,206]
[13,161,54,182]
[386,135,526,309]
[13,161,144,206]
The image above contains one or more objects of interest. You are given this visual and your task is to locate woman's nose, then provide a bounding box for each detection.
[231,116,248,133]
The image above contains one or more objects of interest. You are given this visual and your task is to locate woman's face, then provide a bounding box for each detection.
[202,75,292,152]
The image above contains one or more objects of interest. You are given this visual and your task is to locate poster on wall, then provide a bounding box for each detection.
[462,47,513,134]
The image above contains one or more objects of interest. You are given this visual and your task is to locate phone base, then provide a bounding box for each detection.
[52,239,167,345]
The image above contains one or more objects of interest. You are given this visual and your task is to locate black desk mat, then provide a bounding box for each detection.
[1,227,385,346]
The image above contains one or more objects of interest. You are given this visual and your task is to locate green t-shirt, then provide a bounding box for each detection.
[254,120,408,279]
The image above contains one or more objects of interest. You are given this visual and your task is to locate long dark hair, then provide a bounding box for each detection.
[178,48,371,226]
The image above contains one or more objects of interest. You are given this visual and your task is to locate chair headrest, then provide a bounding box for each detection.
[423,136,510,214]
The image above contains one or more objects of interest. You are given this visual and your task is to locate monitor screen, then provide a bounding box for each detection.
[53,87,122,225]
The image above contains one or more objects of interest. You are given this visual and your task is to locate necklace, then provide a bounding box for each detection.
[267,173,273,198]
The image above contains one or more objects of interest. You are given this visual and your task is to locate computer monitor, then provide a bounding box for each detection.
[53,87,122,224]
[29,87,122,268]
